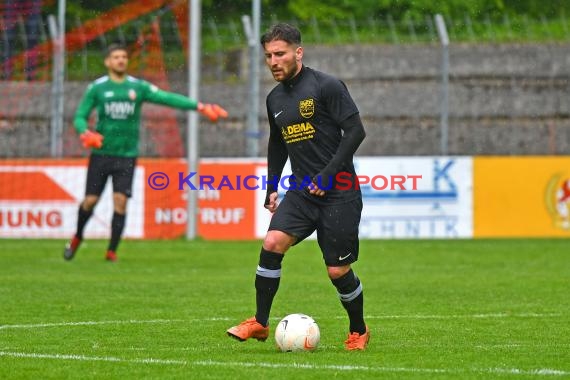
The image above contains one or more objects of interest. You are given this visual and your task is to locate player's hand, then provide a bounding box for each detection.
[307,181,326,197]
[80,130,103,149]
[197,102,228,122]
[264,191,279,213]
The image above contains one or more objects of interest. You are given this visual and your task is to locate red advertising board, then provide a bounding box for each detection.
[0,159,259,239]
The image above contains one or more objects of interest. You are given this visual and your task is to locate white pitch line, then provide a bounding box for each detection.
[0,351,186,365]
[1,352,568,376]
[0,319,183,330]
[0,313,562,331]
[194,360,570,376]
[354,312,563,320]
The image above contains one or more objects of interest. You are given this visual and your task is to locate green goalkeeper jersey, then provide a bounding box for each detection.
[74,75,198,157]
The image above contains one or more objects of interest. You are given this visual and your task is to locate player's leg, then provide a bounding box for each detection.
[227,191,317,342]
[76,194,100,236]
[318,197,369,350]
[64,155,108,260]
[105,192,127,262]
[226,230,294,342]
[254,230,294,325]
[327,264,369,350]
[106,157,136,261]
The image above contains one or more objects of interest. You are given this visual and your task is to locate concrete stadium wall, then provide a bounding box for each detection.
[1,43,569,157]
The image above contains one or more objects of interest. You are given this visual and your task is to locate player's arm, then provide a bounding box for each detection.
[312,80,365,193]
[73,84,96,134]
[319,113,365,178]
[265,107,288,212]
[142,82,228,122]
[73,84,103,148]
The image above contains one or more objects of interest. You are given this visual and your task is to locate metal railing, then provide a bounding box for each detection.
[1,12,569,158]
[2,13,570,81]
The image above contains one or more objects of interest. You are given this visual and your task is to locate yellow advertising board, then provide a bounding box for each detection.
[474,156,570,237]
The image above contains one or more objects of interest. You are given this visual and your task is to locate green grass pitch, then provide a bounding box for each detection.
[0,239,568,379]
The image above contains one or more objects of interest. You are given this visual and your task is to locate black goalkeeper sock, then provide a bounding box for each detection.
[255,248,284,327]
[108,212,126,252]
[331,269,366,334]
[75,205,93,239]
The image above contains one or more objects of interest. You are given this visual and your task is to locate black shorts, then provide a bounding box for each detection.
[85,154,136,197]
[268,190,363,267]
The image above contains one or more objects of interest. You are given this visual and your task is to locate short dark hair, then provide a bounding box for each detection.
[260,23,301,46]
[105,43,128,57]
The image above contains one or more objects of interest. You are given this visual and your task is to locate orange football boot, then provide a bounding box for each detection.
[227,317,269,342]
[344,325,370,351]
[63,235,82,261]
[105,250,118,262]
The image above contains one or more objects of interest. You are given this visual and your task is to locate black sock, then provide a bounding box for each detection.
[331,269,366,334]
[108,212,126,252]
[255,248,284,327]
[76,205,93,239]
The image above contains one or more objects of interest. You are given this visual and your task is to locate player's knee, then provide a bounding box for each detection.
[82,197,98,211]
[327,265,351,280]
[262,236,285,252]
[263,231,294,253]
[113,193,128,213]
[114,205,127,214]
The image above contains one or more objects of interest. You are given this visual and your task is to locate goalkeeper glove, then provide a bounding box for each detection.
[197,102,228,122]
[80,130,104,149]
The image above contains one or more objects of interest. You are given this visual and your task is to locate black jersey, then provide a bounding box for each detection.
[266,66,363,204]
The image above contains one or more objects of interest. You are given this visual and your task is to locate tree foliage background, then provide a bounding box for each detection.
[53,0,570,22]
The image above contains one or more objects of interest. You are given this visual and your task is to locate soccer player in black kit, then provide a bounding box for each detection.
[227,23,369,350]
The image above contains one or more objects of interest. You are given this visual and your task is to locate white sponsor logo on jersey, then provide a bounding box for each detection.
[104,101,136,119]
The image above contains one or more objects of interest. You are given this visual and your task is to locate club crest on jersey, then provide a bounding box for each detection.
[299,99,314,118]
[128,89,137,100]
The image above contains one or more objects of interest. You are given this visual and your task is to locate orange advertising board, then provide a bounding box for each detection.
[141,159,258,239]
[0,159,258,240]
[474,156,570,237]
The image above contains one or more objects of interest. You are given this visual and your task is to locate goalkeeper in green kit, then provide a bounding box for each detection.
[64,43,228,262]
